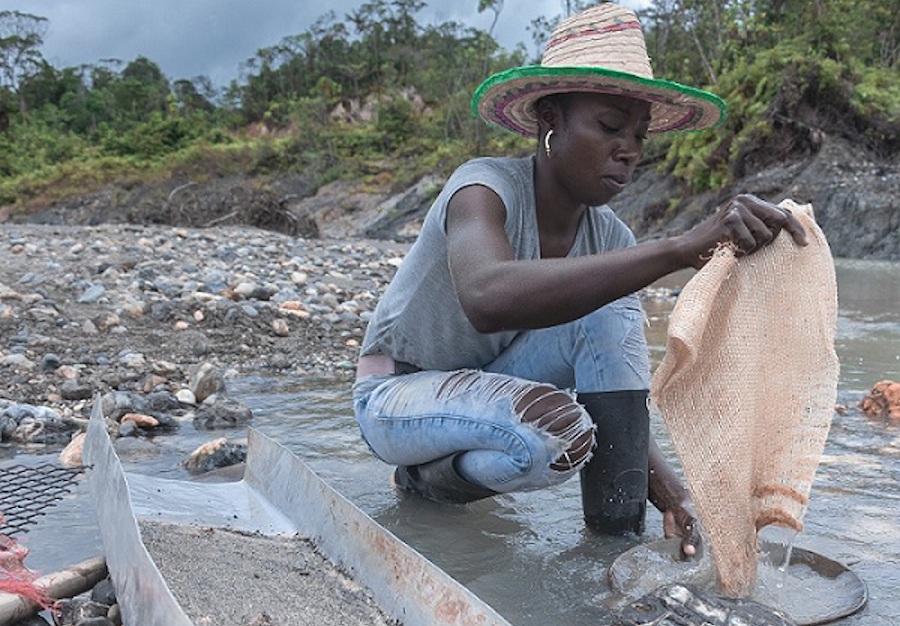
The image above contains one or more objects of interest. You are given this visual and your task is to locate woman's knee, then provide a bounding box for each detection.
[516,385,595,473]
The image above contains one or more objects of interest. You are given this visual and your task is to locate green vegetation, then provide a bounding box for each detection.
[0,0,897,212]
[657,0,900,193]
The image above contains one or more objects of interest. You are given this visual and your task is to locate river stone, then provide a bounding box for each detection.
[145,390,183,413]
[175,388,197,405]
[117,420,139,438]
[101,390,148,420]
[193,393,253,429]
[40,353,62,372]
[0,415,15,439]
[190,362,224,403]
[77,283,106,303]
[184,437,247,473]
[61,380,94,400]
[90,577,117,606]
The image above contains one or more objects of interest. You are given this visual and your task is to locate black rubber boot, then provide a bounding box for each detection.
[578,390,650,535]
[393,453,498,504]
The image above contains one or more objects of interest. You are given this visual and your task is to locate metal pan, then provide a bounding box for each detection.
[608,538,867,626]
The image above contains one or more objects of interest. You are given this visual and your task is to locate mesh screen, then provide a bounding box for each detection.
[0,463,84,536]
[651,201,839,597]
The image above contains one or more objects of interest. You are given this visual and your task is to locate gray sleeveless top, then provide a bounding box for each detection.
[359,156,637,371]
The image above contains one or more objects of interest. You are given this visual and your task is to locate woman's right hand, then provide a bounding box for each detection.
[663,499,701,560]
[677,194,808,269]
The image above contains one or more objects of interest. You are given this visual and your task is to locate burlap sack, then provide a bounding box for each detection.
[650,200,839,597]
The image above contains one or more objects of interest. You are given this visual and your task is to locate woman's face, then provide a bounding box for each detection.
[549,92,652,207]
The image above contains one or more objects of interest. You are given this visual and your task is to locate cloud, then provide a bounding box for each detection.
[3,0,646,88]
[8,0,334,84]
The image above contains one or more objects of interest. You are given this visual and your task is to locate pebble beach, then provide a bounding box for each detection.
[0,223,410,430]
[0,222,410,626]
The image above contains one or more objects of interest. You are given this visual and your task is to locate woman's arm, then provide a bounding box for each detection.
[446,186,807,333]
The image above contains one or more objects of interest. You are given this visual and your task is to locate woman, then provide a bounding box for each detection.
[353,3,807,558]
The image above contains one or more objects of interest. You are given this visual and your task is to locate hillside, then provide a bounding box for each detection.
[16,130,898,262]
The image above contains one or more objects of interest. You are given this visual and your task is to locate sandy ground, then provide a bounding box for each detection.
[139,521,398,626]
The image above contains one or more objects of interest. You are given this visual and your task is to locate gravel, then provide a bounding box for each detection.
[0,223,408,424]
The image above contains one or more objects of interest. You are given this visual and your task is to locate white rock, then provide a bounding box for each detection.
[176,389,197,405]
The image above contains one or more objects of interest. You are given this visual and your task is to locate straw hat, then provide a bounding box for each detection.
[471,3,727,136]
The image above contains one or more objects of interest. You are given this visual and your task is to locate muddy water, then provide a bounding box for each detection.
[12,258,900,625]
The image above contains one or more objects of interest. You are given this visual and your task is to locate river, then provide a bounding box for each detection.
[8,258,900,626]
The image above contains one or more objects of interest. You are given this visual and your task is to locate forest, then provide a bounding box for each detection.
[0,0,897,214]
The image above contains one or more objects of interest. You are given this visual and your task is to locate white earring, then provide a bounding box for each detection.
[544,129,554,159]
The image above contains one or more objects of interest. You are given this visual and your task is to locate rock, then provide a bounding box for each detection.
[860,379,900,419]
[54,598,111,625]
[56,365,79,380]
[90,577,117,605]
[0,219,405,453]
[191,336,211,357]
[101,391,148,420]
[145,390,182,413]
[0,414,16,440]
[1,353,35,369]
[150,360,178,376]
[117,420,139,438]
[360,174,442,241]
[77,283,106,303]
[271,318,290,337]
[92,312,120,332]
[40,353,62,372]
[190,362,225,403]
[193,394,253,429]
[141,373,168,392]
[184,437,248,473]
[120,413,159,428]
[61,380,94,401]
[614,136,899,262]
[233,281,258,299]
[118,351,146,369]
[176,389,197,405]
[4,403,77,444]
[60,432,86,468]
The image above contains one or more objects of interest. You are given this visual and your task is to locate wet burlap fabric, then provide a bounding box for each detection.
[650,200,839,597]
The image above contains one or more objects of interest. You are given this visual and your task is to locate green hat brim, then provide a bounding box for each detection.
[472,65,727,136]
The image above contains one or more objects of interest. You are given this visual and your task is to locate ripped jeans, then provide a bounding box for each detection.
[352,294,651,493]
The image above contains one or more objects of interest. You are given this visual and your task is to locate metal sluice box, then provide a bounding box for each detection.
[82,398,514,626]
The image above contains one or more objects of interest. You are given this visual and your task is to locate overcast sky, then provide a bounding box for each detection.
[0,0,648,89]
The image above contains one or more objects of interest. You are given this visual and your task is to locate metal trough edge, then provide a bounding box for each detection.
[83,397,514,626]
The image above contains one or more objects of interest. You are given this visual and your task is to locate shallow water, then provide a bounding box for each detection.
[7,258,900,625]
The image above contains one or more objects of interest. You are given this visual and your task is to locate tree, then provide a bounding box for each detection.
[347,2,390,86]
[0,10,48,115]
[476,0,504,151]
[639,0,733,88]
[115,56,170,124]
[172,78,215,115]
[383,0,425,85]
